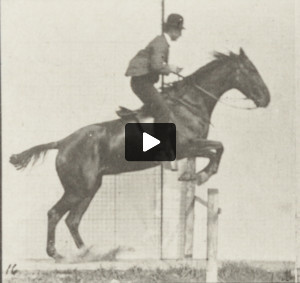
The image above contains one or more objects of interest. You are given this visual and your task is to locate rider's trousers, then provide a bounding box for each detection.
[130,73,170,123]
[130,73,178,170]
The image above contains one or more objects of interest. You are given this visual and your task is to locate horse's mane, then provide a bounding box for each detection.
[163,51,239,93]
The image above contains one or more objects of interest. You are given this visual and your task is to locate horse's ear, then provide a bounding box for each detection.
[239,48,247,58]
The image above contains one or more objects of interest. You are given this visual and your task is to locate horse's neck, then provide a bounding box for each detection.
[190,62,235,117]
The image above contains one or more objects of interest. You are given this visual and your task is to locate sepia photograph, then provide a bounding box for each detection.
[2,0,299,282]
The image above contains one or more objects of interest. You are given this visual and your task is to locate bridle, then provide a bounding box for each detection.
[174,73,258,110]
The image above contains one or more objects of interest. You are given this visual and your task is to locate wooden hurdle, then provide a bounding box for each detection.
[182,161,220,282]
[187,188,221,282]
[183,171,220,283]
[159,0,220,277]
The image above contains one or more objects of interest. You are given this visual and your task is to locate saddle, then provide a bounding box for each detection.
[116,106,152,120]
[116,83,180,121]
[116,106,139,118]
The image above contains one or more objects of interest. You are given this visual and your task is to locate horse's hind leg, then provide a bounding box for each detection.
[65,195,95,250]
[47,192,80,261]
[65,176,103,253]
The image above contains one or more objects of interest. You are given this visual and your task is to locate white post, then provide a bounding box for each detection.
[206,188,219,283]
[184,158,196,258]
[162,161,186,259]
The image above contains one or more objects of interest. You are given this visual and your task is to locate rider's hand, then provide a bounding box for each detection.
[169,65,183,74]
[176,67,183,74]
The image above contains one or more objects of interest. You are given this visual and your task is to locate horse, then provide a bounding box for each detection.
[10,48,270,261]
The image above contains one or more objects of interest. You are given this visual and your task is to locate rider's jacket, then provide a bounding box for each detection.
[125,34,171,77]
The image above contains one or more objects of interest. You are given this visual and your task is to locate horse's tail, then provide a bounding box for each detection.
[9,141,60,170]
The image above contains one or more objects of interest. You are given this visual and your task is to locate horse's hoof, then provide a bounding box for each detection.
[196,172,209,186]
[78,245,93,258]
[178,172,197,182]
[54,253,65,263]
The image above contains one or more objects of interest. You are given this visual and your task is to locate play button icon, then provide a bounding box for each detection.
[143,132,160,152]
[125,123,176,161]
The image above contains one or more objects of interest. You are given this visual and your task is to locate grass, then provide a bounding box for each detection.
[3,262,295,283]
[218,262,294,282]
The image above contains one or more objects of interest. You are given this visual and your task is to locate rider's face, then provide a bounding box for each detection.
[169,28,182,41]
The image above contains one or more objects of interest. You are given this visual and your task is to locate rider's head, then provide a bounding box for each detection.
[164,14,185,41]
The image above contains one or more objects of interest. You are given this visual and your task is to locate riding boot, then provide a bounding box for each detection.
[163,160,178,171]
[170,160,178,171]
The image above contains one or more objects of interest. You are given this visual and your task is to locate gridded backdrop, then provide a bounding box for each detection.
[57,168,162,259]
[14,167,163,259]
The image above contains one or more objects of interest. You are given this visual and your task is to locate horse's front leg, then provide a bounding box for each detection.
[179,139,224,186]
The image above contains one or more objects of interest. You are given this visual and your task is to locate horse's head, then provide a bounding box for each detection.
[232,48,270,107]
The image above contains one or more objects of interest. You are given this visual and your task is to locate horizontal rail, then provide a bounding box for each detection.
[194,196,222,215]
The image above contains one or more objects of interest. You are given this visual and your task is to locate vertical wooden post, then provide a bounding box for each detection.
[296,197,300,282]
[160,0,165,260]
[162,161,186,259]
[206,188,219,283]
[184,158,196,258]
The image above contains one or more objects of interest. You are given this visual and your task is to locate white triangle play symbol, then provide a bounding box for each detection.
[143,132,160,152]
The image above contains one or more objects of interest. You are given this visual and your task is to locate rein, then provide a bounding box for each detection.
[175,73,257,110]
[170,96,214,127]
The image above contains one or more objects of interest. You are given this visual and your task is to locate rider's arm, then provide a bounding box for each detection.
[149,43,182,75]
[150,42,171,75]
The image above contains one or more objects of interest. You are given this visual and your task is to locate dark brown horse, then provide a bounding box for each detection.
[10,48,270,261]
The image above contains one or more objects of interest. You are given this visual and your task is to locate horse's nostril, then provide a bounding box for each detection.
[258,96,270,107]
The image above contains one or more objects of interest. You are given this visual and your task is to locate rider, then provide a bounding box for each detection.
[125,14,185,170]
[125,13,184,122]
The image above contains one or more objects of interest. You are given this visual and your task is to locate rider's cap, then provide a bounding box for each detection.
[165,14,185,30]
